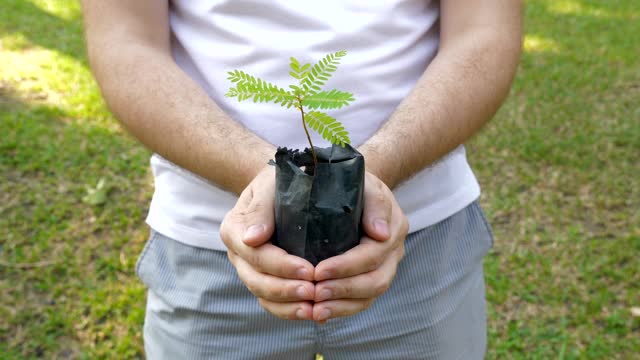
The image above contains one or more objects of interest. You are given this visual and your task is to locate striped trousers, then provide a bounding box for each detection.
[136,200,494,359]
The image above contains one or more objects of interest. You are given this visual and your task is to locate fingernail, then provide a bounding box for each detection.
[296,308,306,320]
[374,218,390,238]
[296,286,309,299]
[243,224,265,241]
[317,289,332,302]
[318,308,331,321]
[297,268,310,280]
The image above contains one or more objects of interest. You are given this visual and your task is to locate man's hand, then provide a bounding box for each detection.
[311,171,409,322]
[220,167,316,320]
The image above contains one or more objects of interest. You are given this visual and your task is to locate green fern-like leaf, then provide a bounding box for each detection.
[289,57,312,81]
[302,89,355,110]
[304,111,351,147]
[225,70,296,107]
[300,50,347,95]
[226,51,355,147]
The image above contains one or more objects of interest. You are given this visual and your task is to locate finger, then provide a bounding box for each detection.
[312,298,375,322]
[219,192,273,251]
[258,298,314,321]
[361,172,393,242]
[229,242,314,281]
[239,169,276,247]
[229,252,315,302]
[314,245,402,301]
[314,237,395,281]
[221,209,274,255]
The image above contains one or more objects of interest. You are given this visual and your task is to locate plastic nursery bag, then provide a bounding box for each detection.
[271,144,365,266]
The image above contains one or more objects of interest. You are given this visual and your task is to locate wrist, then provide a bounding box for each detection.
[231,146,276,195]
[358,143,397,189]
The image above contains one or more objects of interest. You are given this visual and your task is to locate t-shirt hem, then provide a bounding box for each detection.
[146,212,226,252]
[406,184,481,233]
[146,183,481,252]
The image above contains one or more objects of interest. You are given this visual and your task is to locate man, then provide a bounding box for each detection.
[82,0,522,358]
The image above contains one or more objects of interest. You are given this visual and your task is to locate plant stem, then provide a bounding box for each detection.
[297,97,318,168]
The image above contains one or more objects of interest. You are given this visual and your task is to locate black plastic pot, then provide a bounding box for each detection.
[270,144,365,266]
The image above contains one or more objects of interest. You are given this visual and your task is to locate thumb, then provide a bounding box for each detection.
[242,223,273,247]
[241,181,276,248]
[361,173,392,242]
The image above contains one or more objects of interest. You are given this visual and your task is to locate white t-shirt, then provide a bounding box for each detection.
[146,0,481,250]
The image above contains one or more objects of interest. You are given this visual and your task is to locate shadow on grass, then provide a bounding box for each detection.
[469,2,639,358]
[1,82,150,358]
[0,0,86,64]
[473,0,640,170]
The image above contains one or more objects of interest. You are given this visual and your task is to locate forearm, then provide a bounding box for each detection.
[88,44,275,195]
[359,29,522,189]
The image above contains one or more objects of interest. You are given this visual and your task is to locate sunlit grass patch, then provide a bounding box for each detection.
[523,35,561,53]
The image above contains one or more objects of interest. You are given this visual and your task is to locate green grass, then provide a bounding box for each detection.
[0,0,638,358]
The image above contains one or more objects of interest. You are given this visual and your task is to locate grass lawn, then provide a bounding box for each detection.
[1,0,638,358]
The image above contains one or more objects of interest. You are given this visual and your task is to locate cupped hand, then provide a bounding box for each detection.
[312,171,409,322]
[220,166,316,320]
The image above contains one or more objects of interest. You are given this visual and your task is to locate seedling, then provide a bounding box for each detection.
[225,50,355,168]
[225,51,363,265]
